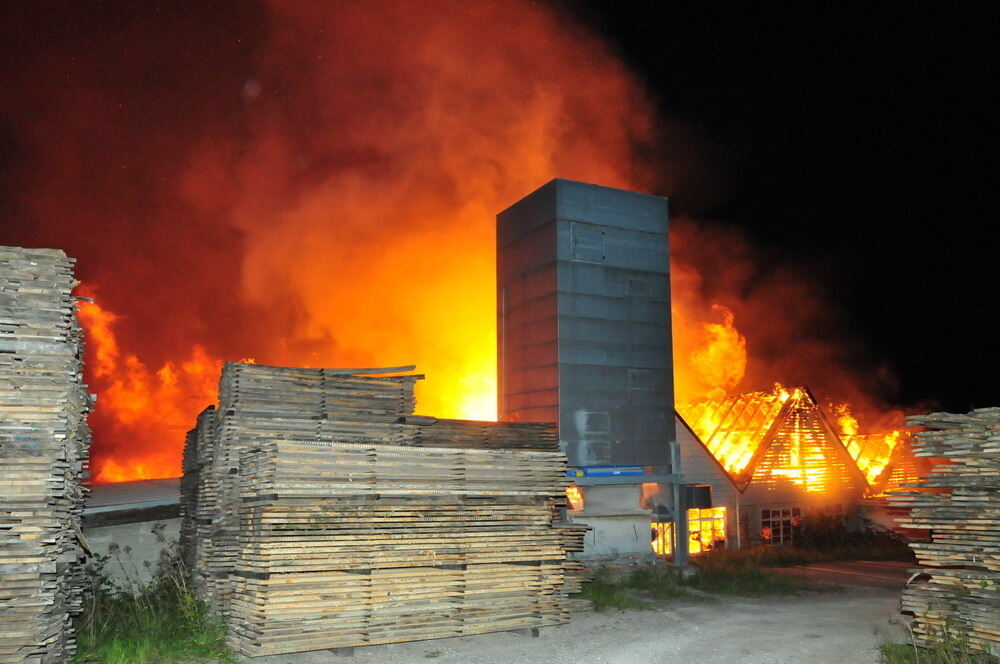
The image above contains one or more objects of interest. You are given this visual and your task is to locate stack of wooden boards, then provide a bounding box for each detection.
[0,246,91,663]
[180,362,586,657]
[890,408,999,654]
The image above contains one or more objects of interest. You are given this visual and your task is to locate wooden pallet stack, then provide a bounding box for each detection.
[183,362,585,657]
[890,408,1000,655]
[0,246,91,664]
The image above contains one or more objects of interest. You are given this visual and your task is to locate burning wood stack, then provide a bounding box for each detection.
[0,247,91,663]
[180,362,585,657]
[890,408,1000,654]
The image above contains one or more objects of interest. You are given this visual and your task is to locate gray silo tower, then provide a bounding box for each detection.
[498,178,685,564]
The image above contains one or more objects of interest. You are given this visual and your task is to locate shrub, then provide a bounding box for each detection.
[74,537,235,664]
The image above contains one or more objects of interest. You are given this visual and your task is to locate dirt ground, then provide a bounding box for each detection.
[239,585,909,664]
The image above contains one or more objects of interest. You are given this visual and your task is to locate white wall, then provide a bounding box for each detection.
[82,518,181,591]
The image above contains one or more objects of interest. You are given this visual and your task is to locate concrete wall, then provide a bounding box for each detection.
[569,485,657,564]
[82,518,180,590]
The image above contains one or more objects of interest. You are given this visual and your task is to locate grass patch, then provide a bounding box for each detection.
[621,566,692,599]
[880,626,998,664]
[682,536,912,572]
[573,554,825,609]
[573,568,654,611]
[74,544,236,664]
[686,563,815,595]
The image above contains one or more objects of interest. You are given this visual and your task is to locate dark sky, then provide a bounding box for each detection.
[573,3,995,412]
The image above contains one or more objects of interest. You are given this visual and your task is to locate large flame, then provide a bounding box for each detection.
[9,0,663,483]
[78,296,223,482]
[5,2,912,486]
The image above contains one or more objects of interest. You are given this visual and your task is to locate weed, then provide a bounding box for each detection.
[686,563,815,595]
[620,565,692,599]
[880,623,997,664]
[572,568,653,611]
[73,532,236,664]
[572,555,823,610]
[689,536,912,572]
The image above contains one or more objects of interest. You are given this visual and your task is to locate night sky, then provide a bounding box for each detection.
[1,2,994,416]
[574,3,995,412]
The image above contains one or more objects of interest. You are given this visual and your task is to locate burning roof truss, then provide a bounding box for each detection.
[680,387,892,495]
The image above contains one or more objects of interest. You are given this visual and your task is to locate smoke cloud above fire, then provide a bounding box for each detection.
[1,1,903,483]
[671,217,907,431]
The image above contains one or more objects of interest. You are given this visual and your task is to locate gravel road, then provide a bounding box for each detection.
[240,586,908,664]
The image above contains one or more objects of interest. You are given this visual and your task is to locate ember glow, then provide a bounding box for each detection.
[676,337,910,492]
[5,0,665,483]
[5,2,911,485]
[77,297,223,482]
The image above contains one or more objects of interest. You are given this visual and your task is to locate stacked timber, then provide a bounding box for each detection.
[179,405,214,570]
[184,362,585,657]
[399,415,560,451]
[192,363,420,614]
[0,246,91,663]
[227,440,577,656]
[890,408,1000,654]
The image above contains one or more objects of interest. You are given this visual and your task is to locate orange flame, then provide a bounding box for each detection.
[48,3,909,491]
[78,297,222,483]
[68,0,662,483]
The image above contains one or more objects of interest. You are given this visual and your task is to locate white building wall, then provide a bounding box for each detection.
[675,415,741,549]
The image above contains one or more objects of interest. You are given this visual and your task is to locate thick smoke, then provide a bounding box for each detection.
[1,2,906,483]
[671,217,907,431]
[0,1,669,480]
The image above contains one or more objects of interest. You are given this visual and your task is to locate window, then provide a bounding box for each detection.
[571,223,606,263]
[583,411,609,434]
[565,486,584,512]
[760,507,802,545]
[688,507,727,554]
[651,507,727,556]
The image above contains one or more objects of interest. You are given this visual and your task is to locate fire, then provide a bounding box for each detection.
[689,305,748,400]
[10,2,913,487]
[652,507,727,556]
[78,297,223,483]
[565,486,584,512]
[674,300,909,493]
[679,370,908,492]
[51,0,661,483]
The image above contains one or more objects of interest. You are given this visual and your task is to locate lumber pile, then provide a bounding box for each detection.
[179,405,214,570]
[182,362,585,657]
[399,415,559,451]
[889,408,1000,654]
[184,363,420,614]
[0,246,91,663]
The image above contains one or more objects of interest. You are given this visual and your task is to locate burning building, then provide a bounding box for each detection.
[671,386,925,553]
[497,179,922,561]
[677,387,866,550]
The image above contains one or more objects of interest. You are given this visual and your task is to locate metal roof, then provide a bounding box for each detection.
[84,477,180,514]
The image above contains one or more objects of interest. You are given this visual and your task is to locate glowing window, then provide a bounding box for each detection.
[566,485,584,512]
[651,506,727,556]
